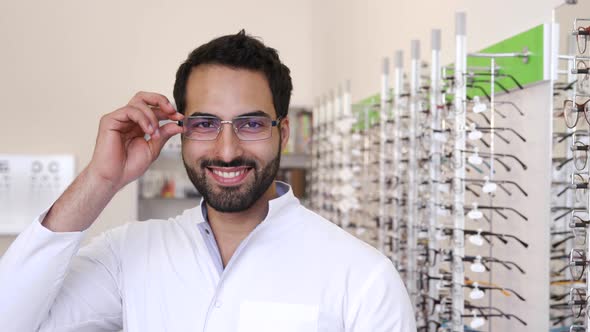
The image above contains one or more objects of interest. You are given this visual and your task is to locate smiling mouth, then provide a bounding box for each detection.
[206,166,253,185]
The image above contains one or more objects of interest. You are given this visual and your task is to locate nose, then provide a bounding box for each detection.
[213,123,243,162]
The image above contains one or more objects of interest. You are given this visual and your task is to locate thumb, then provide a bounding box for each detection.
[148,122,184,157]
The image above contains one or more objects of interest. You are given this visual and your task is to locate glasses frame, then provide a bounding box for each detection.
[576,26,590,54]
[569,248,590,281]
[179,115,282,141]
[563,99,590,129]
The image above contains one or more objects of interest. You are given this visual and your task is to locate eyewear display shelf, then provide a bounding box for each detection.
[550,16,590,332]
[310,12,554,332]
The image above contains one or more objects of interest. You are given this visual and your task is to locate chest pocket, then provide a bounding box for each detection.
[237,301,319,332]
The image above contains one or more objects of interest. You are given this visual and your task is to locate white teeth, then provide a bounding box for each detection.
[212,169,246,179]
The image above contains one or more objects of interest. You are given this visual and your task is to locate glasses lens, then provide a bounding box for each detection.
[578,28,588,54]
[570,288,587,318]
[183,116,220,140]
[565,100,579,128]
[428,249,438,266]
[571,325,586,332]
[234,116,274,141]
[574,174,589,203]
[574,142,589,171]
[570,249,587,280]
[573,226,588,247]
[583,101,590,127]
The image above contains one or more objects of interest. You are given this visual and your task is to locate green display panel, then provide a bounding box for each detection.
[462,24,545,99]
[352,24,548,115]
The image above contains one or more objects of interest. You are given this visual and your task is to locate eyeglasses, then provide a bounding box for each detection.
[552,207,587,223]
[467,124,527,146]
[434,227,529,248]
[462,149,528,171]
[462,281,526,302]
[555,140,590,171]
[570,325,586,332]
[569,211,590,246]
[425,248,526,274]
[573,60,590,91]
[572,140,590,171]
[465,70,525,90]
[569,248,590,281]
[465,202,529,222]
[557,173,589,203]
[576,26,590,54]
[563,99,590,128]
[568,287,590,320]
[464,177,528,197]
[554,130,588,145]
[462,303,527,326]
[180,115,281,141]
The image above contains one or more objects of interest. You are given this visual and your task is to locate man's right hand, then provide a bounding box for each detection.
[88,92,184,192]
[42,92,184,232]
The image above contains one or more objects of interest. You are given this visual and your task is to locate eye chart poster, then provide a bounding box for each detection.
[0,154,75,234]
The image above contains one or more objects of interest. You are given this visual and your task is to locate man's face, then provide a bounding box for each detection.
[181,64,289,213]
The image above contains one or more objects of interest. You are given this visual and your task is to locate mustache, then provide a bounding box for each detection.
[200,158,257,169]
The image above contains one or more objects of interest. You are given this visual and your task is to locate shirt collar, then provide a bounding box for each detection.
[196,181,297,224]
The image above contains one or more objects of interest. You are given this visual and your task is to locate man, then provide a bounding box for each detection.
[0,30,415,331]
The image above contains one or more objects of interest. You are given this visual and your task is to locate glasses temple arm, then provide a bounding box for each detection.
[503,260,527,274]
[495,100,525,116]
[491,131,511,144]
[555,157,574,171]
[499,179,528,197]
[468,78,510,94]
[483,232,508,245]
[476,206,509,219]
[466,84,492,102]
[501,287,527,301]
[502,233,529,248]
[498,153,528,170]
[496,182,513,196]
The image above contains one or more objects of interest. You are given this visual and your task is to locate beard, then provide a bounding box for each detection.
[183,149,281,213]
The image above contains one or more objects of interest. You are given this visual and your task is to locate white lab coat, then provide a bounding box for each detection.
[0,183,416,332]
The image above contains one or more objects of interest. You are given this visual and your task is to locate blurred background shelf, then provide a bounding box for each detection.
[138,196,202,220]
[280,153,310,169]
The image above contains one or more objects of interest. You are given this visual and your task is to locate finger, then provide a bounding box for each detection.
[148,122,185,158]
[131,103,184,122]
[109,106,155,135]
[128,91,176,114]
[127,104,159,136]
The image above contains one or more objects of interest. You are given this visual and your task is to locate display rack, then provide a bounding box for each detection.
[310,11,554,332]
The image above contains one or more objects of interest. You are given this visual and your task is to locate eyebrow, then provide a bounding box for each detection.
[187,110,272,118]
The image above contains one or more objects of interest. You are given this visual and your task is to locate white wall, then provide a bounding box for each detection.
[311,0,565,101]
[0,0,568,253]
[0,0,313,252]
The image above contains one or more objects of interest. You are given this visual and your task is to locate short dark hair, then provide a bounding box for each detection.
[173,30,293,119]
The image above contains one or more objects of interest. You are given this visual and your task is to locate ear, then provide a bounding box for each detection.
[279,117,290,152]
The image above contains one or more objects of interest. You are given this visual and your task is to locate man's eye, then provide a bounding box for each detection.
[193,120,215,128]
[243,121,262,128]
